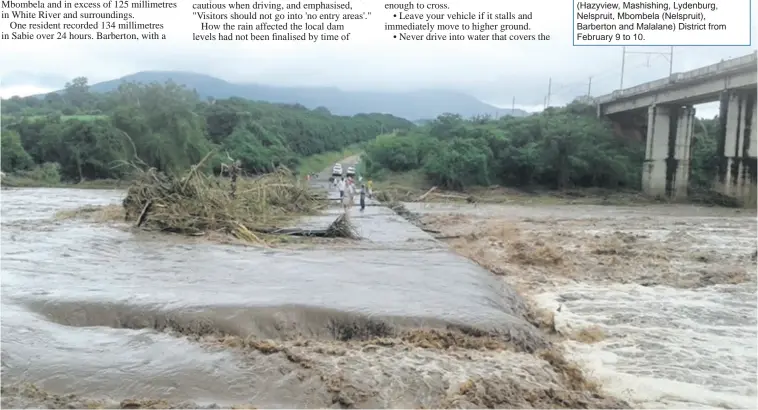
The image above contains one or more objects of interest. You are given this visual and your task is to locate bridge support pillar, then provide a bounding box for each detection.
[671,106,695,199]
[642,106,671,197]
[714,90,757,207]
[642,105,694,199]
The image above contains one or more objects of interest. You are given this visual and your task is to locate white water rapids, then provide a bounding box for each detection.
[407,201,758,410]
[537,283,756,409]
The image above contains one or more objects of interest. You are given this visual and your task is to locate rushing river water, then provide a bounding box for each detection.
[1,188,543,406]
[406,201,758,410]
[3,187,756,409]
[537,282,757,409]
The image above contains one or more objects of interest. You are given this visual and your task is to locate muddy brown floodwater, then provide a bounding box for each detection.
[410,201,757,409]
[1,187,627,408]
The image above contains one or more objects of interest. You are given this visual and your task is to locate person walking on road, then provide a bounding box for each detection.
[343,180,355,211]
[359,184,367,211]
[337,177,346,199]
[367,179,373,198]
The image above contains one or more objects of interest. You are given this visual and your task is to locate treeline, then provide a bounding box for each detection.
[362,101,719,191]
[1,78,720,192]
[362,102,643,190]
[1,77,415,182]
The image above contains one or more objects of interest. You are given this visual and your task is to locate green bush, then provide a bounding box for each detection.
[364,101,646,191]
[18,162,62,183]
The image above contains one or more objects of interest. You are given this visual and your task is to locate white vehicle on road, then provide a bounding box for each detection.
[346,166,355,177]
[332,163,343,177]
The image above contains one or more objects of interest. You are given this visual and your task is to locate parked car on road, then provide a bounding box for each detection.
[332,163,343,177]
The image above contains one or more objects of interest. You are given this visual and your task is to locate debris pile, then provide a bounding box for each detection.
[121,156,343,240]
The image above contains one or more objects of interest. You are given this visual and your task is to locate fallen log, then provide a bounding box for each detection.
[430,193,468,200]
[416,186,438,201]
[255,227,332,237]
[421,227,441,234]
[135,200,152,227]
[434,235,461,240]
[255,213,359,239]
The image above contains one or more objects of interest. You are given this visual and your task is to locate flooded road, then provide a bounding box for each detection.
[1,188,555,407]
[9,183,747,408]
[412,202,757,409]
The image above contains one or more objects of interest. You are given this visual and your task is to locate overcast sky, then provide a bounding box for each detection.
[1,0,756,117]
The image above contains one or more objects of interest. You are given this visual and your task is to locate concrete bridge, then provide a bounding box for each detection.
[596,52,757,206]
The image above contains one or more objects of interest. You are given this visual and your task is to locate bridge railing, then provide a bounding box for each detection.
[594,51,757,105]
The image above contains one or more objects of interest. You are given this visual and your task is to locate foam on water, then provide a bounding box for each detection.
[535,283,757,409]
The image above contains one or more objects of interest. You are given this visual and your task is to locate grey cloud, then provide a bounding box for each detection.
[2,38,755,112]
[0,71,69,88]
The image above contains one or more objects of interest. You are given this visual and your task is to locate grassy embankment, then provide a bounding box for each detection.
[368,169,657,206]
[370,169,743,207]
[0,163,129,189]
[1,176,130,189]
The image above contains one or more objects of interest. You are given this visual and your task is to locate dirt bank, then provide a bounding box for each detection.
[373,178,676,207]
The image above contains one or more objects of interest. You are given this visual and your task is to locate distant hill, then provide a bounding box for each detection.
[80,71,528,120]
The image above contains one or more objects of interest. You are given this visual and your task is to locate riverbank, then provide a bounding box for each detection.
[0,147,363,190]
[0,175,130,189]
[367,169,748,208]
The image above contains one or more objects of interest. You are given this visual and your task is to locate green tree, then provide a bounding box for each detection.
[423,138,492,189]
[1,130,34,172]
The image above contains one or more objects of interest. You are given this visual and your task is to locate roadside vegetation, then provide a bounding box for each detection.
[1,77,414,185]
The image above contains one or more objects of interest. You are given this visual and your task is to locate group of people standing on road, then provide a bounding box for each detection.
[336,176,371,212]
